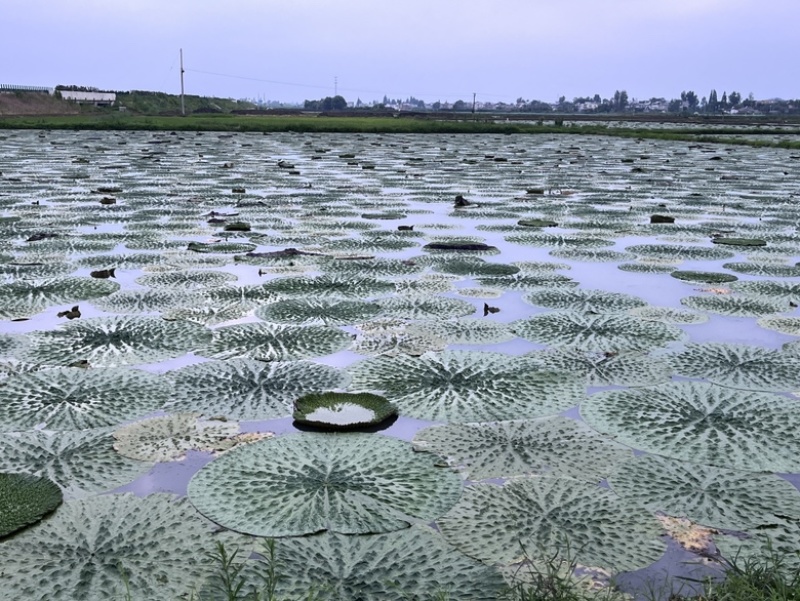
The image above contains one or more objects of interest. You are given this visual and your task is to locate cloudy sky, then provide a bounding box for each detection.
[3,0,797,105]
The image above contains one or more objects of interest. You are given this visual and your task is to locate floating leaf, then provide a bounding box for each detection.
[609,455,800,531]
[409,318,516,345]
[582,382,800,472]
[135,270,236,290]
[163,303,248,325]
[668,343,800,392]
[0,472,62,537]
[757,316,800,336]
[627,306,709,324]
[255,298,382,326]
[24,316,212,367]
[512,312,686,351]
[476,273,578,291]
[437,477,665,572]
[671,270,738,284]
[197,322,352,361]
[91,289,193,314]
[625,244,735,261]
[293,391,397,430]
[376,295,476,320]
[262,274,395,299]
[549,248,635,262]
[348,351,584,422]
[352,318,446,357]
[188,433,462,536]
[723,262,800,277]
[113,413,244,462]
[526,348,671,387]
[618,262,679,274]
[413,417,632,482]
[523,288,646,314]
[731,280,800,303]
[0,494,241,600]
[0,277,119,319]
[715,519,800,577]
[0,367,171,431]
[0,429,149,498]
[680,294,786,317]
[200,527,504,601]
[166,358,347,420]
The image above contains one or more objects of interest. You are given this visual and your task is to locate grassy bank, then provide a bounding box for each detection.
[1,113,800,149]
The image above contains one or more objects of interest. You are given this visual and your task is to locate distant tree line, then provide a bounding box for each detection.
[302,89,799,115]
[303,95,347,110]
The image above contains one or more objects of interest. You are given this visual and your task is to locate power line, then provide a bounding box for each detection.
[185,67,517,102]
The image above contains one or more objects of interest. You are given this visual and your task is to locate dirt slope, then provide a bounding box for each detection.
[0,93,80,116]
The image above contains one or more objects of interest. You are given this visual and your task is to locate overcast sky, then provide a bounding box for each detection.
[3,0,797,104]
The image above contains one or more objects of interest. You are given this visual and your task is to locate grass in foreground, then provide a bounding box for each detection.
[671,548,800,601]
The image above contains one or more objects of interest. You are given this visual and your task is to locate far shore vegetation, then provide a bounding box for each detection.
[2,113,800,150]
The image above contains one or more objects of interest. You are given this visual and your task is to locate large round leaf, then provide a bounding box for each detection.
[0,367,171,432]
[201,526,504,601]
[512,312,686,352]
[522,288,647,314]
[188,433,463,536]
[582,382,800,472]
[437,477,665,573]
[135,269,236,290]
[261,274,395,299]
[375,295,476,320]
[413,417,633,482]
[113,414,243,462]
[0,472,62,537]
[0,277,119,319]
[165,359,347,420]
[197,323,352,361]
[255,297,382,326]
[23,316,212,367]
[0,429,150,498]
[667,343,800,392]
[0,494,241,601]
[680,294,787,317]
[409,318,516,345]
[526,348,672,387]
[608,455,800,531]
[347,351,585,422]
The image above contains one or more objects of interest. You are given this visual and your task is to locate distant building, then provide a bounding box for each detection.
[57,90,116,106]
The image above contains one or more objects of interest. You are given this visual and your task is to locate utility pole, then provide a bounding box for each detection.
[180,48,186,116]
[472,92,477,114]
[334,76,338,97]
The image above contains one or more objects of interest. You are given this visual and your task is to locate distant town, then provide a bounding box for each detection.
[1,83,798,116]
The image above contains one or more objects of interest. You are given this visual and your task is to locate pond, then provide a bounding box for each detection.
[0,128,799,600]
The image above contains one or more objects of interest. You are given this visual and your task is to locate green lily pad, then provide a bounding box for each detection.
[24,316,212,367]
[256,298,382,326]
[197,323,352,362]
[0,367,171,432]
[0,429,150,498]
[0,472,62,537]
[0,277,119,319]
[165,358,347,420]
[712,237,767,247]
[293,391,397,430]
[437,477,665,572]
[200,527,505,601]
[188,433,462,537]
[681,294,787,317]
[347,350,584,422]
[668,343,800,392]
[413,417,633,482]
[523,288,647,314]
[0,493,244,600]
[757,316,800,336]
[670,271,738,284]
[609,455,800,531]
[526,349,671,387]
[376,295,476,320]
[512,312,686,351]
[113,414,243,462]
[262,274,395,299]
[582,382,800,472]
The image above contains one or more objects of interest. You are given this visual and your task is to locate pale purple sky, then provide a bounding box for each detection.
[3,0,797,104]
